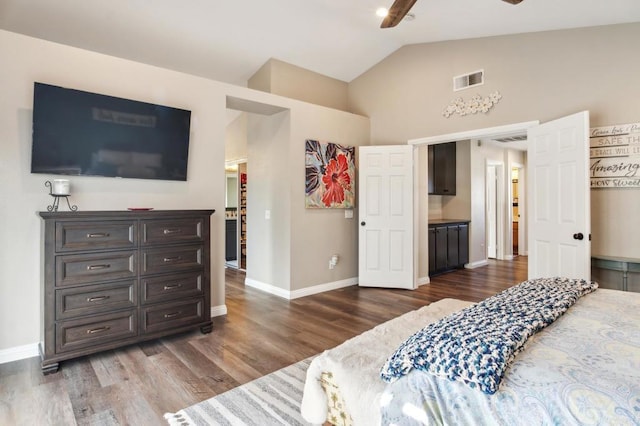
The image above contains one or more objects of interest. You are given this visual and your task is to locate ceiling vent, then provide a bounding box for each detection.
[493,134,527,143]
[453,69,484,91]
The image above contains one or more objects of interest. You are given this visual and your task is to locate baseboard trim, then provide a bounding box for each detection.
[211,304,227,317]
[245,278,290,299]
[0,343,40,365]
[289,278,358,300]
[245,277,358,300]
[465,260,490,269]
[417,276,430,286]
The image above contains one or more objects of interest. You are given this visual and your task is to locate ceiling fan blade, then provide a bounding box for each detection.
[381,0,418,28]
[502,0,524,4]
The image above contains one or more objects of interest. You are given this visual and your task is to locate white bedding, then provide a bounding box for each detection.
[300,298,472,425]
[381,289,640,425]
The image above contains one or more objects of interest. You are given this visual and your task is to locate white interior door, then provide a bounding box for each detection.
[358,145,415,289]
[527,111,590,280]
[486,165,497,259]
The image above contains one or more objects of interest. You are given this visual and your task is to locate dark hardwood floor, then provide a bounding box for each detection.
[0,257,527,425]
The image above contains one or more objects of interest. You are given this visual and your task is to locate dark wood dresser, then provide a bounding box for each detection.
[38,209,214,374]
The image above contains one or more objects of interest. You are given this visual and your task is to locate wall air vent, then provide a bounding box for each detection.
[493,134,527,143]
[453,69,484,92]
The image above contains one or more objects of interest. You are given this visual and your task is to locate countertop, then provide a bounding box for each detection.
[428,218,470,226]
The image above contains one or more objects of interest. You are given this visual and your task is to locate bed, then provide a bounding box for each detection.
[300,281,640,426]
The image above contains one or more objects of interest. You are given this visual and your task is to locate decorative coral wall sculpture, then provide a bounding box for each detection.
[442,91,502,118]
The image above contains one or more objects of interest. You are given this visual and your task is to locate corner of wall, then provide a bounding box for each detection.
[247,59,273,93]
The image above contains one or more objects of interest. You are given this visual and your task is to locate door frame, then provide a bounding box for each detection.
[486,161,506,260]
[409,121,539,270]
[510,162,527,257]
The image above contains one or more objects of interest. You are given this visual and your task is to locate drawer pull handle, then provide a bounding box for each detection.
[163,283,183,291]
[164,311,182,319]
[86,326,111,334]
[163,228,182,235]
[87,264,111,271]
[87,295,110,302]
[87,232,110,238]
[163,256,182,263]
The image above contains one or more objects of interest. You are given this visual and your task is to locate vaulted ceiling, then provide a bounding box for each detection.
[1,0,639,85]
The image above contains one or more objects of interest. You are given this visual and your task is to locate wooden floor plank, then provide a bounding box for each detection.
[0,257,527,424]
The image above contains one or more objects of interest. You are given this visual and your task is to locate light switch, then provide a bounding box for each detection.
[344,209,353,219]
[265,210,271,220]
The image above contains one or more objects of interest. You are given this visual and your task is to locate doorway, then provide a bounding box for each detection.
[486,162,505,259]
[225,167,239,269]
[512,167,520,256]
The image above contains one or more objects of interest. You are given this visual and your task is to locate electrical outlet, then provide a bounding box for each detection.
[265,210,270,220]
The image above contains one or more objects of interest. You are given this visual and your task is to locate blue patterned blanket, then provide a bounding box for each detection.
[380,277,598,394]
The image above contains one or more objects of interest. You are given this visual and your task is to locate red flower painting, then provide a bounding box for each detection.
[305,140,355,208]
[321,154,351,207]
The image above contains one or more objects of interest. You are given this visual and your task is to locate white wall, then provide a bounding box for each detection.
[0,29,370,356]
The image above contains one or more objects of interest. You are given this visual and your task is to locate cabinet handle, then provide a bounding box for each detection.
[164,311,182,319]
[163,256,182,263]
[163,228,182,235]
[87,264,111,270]
[87,232,110,238]
[87,295,110,302]
[163,283,183,291]
[86,326,111,334]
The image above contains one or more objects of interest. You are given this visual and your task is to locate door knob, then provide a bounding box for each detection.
[361,221,366,226]
[573,233,584,240]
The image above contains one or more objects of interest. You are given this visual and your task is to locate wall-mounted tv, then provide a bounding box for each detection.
[31,82,191,181]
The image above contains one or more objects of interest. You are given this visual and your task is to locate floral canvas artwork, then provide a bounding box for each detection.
[305,140,355,208]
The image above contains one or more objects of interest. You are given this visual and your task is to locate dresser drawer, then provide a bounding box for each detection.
[141,218,205,246]
[55,221,136,252]
[141,298,204,334]
[141,245,203,275]
[141,271,204,305]
[56,280,137,320]
[56,310,137,353]
[56,251,137,287]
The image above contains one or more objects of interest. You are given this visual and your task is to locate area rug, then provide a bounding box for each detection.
[164,357,314,426]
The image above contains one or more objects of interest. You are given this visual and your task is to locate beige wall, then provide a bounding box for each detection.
[247,60,272,94]
[0,30,369,356]
[225,112,248,163]
[244,106,370,293]
[289,107,370,291]
[348,23,640,261]
[249,58,349,112]
[246,111,293,290]
[0,30,228,353]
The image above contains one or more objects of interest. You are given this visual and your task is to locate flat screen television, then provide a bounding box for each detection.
[31,82,191,181]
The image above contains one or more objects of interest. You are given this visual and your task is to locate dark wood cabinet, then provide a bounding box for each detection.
[239,175,247,269]
[428,220,469,276]
[39,209,214,374]
[428,142,456,195]
[225,219,237,261]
